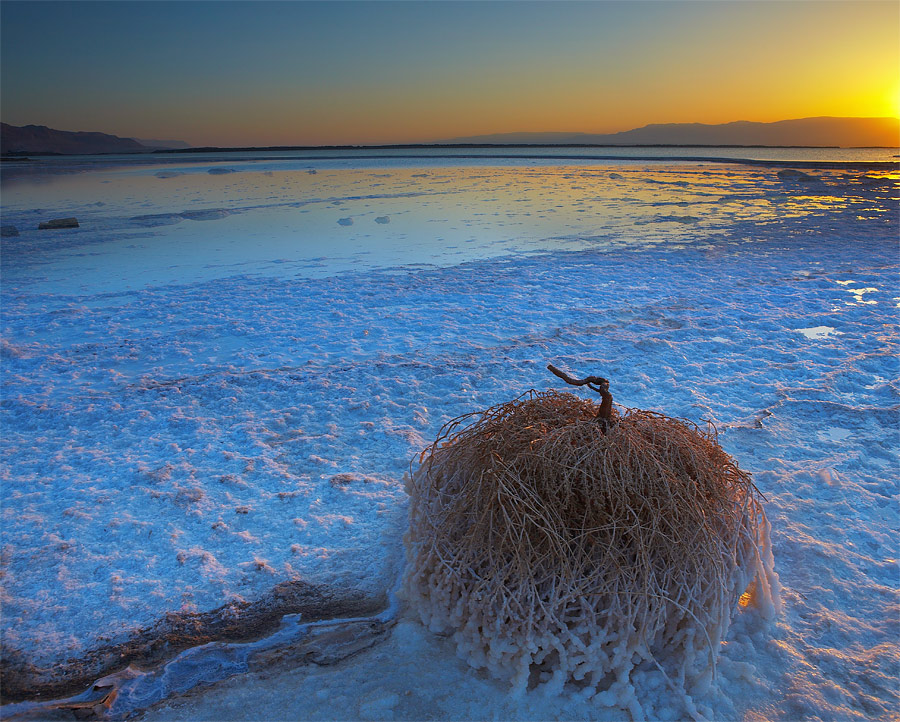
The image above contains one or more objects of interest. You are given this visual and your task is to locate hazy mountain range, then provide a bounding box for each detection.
[443,117,899,148]
[0,123,191,155]
[1,117,897,155]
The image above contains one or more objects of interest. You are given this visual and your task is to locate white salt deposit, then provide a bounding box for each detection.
[795,326,841,339]
[1,155,897,720]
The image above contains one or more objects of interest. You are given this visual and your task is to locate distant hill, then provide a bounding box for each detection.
[1,123,153,155]
[445,117,900,148]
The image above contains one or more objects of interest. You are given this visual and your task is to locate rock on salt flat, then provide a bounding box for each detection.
[1,159,897,720]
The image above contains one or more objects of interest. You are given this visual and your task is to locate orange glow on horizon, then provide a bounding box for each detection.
[1,0,898,147]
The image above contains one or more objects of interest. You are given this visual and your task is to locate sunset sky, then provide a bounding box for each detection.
[1,0,898,147]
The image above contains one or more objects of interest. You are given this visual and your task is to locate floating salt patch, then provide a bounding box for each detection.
[710,336,730,343]
[795,326,840,340]
[817,427,853,443]
[844,287,878,305]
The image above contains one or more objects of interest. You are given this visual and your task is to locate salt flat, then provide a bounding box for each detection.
[1,156,897,720]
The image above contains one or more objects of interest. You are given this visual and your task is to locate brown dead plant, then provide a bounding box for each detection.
[404,389,779,717]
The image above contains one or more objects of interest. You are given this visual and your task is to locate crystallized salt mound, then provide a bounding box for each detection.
[404,391,779,719]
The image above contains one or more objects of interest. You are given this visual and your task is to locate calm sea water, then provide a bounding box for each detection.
[2,145,897,182]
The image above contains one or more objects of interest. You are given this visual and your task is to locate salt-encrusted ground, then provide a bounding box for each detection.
[1,157,897,720]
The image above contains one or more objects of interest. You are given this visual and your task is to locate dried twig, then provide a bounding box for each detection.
[547,363,613,422]
[546,363,608,390]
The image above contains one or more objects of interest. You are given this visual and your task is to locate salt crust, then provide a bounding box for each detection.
[404,391,780,721]
[1,161,895,719]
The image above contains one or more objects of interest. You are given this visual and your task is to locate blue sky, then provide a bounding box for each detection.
[2,1,897,146]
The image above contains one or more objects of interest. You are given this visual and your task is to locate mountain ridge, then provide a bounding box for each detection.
[443,117,900,148]
[2,117,897,154]
[0,123,191,155]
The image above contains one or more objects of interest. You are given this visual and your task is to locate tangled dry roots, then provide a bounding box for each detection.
[404,391,779,716]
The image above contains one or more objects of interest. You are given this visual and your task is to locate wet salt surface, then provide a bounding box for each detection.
[1,158,898,720]
[4,159,895,296]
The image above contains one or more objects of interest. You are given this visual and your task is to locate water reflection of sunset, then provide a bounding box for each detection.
[2,160,895,296]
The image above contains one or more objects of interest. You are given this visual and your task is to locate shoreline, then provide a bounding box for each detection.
[5,140,900,156]
[2,145,898,172]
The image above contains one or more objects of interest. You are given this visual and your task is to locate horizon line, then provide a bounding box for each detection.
[4,142,900,160]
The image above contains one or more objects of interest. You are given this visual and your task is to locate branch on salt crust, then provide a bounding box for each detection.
[1,581,386,704]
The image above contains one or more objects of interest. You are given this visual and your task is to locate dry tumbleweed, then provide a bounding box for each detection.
[404,389,779,719]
